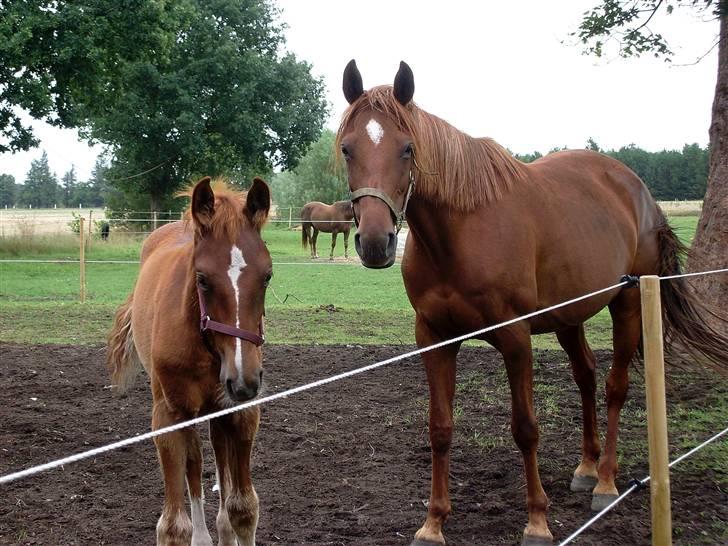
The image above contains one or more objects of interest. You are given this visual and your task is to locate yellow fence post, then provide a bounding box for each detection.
[79,217,86,303]
[640,275,672,546]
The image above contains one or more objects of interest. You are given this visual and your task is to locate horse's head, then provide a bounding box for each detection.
[190,176,272,403]
[337,59,416,268]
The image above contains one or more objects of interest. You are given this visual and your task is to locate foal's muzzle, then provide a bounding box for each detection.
[224,369,263,402]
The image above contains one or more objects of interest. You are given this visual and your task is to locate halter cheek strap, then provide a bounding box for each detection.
[350,170,415,233]
[197,285,265,347]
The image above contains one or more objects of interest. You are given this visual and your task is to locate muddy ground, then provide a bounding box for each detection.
[0,343,725,545]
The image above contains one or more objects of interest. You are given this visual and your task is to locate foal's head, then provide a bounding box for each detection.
[189,176,272,403]
[337,60,416,268]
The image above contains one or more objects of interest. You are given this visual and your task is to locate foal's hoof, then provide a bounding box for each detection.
[570,474,598,492]
[521,535,553,546]
[410,540,445,546]
[591,493,619,512]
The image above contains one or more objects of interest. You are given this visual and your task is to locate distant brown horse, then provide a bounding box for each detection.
[338,60,728,545]
[301,200,354,259]
[106,176,272,546]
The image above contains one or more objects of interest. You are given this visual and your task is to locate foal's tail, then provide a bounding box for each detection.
[105,292,142,392]
[656,217,728,370]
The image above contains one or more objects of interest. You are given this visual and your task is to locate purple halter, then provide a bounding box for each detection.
[197,285,265,346]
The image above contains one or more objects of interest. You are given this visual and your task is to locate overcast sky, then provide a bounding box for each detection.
[0,0,719,183]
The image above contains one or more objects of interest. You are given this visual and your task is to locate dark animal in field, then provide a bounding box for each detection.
[100,221,110,241]
[301,200,355,259]
[106,176,272,546]
[338,59,728,546]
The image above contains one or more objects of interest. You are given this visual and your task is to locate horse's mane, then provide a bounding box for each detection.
[180,178,264,241]
[336,86,527,211]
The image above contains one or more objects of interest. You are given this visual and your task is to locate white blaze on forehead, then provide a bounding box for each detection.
[366,118,384,146]
[228,245,247,376]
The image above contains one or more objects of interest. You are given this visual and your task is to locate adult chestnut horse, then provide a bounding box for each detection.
[301,199,355,259]
[338,60,728,545]
[106,176,272,546]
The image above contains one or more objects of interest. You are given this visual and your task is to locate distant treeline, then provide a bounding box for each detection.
[515,140,708,201]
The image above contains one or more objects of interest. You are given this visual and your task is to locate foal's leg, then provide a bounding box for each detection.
[493,324,552,545]
[152,399,193,546]
[592,289,641,511]
[185,429,213,546]
[555,325,601,492]
[311,228,319,259]
[211,410,261,546]
[412,317,460,546]
[210,419,237,546]
[343,228,350,258]
[330,231,337,260]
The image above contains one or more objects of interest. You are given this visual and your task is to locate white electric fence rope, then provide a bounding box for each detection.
[558,425,728,546]
[0,279,630,486]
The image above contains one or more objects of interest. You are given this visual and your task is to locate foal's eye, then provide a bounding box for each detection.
[401,143,413,159]
[341,145,352,160]
[263,273,272,288]
[196,273,210,291]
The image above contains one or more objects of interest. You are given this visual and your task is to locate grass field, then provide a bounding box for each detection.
[0,215,700,348]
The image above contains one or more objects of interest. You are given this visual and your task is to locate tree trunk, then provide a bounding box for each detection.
[687,15,728,335]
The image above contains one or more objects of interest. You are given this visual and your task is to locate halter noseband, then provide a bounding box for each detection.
[196,284,265,347]
[350,169,415,233]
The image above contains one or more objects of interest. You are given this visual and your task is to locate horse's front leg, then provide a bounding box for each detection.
[494,324,552,545]
[152,398,194,546]
[330,231,337,260]
[210,409,261,546]
[185,428,213,546]
[412,316,460,546]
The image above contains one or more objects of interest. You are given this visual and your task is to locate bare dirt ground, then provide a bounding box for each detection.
[0,343,725,545]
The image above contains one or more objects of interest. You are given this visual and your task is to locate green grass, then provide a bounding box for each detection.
[0,215,699,347]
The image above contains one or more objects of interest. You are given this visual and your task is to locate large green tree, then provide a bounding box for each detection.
[0,174,16,207]
[575,0,728,329]
[1,0,328,211]
[19,151,59,208]
[270,129,348,211]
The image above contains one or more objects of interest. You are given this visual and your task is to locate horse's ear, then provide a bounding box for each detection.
[343,59,364,104]
[393,61,414,106]
[191,176,214,232]
[245,177,270,231]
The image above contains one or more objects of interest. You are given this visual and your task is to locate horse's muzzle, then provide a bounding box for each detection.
[224,370,262,402]
[354,231,397,269]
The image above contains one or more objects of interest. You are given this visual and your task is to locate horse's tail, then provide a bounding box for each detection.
[106,291,142,392]
[302,221,310,248]
[656,216,728,370]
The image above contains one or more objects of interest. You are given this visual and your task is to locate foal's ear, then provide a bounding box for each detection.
[343,59,364,104]
[191,176,215,232]
[393,61,415,106]
[245,177,270,231]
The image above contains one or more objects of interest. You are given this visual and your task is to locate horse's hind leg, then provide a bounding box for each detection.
[343,229,350,258]
[592,289,641,511]
[312,229,319,259]
[555,325,600,492]
[210,410,261,546]
[185,430,213,546]
[330,232,337,260]
[152,398,193,546]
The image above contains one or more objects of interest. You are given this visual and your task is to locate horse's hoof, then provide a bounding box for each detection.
[591,493,619,512]
[521,535,553,546]
[410,540,445,546]
[570,474,598,492]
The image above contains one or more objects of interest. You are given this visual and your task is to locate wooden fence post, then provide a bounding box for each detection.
[79,217,86,303]
[640,275,672,545]
[288,206,292,230]
[153,211,158,231]
[87,210,93,248]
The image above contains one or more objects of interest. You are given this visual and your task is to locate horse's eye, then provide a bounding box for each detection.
[263,273,272,288]
[341,145,352,160]
[196,273,210,291]
[401,143,413,159]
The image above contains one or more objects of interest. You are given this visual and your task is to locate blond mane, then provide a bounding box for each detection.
[180,178,264,241]
[337,86,527,211]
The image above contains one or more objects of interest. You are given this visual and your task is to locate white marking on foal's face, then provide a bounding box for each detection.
[228,245,247,376]
[366,118,384,146]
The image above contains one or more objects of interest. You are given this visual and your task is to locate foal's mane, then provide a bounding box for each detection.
[180,178,263,242]
[337,86,527,211]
